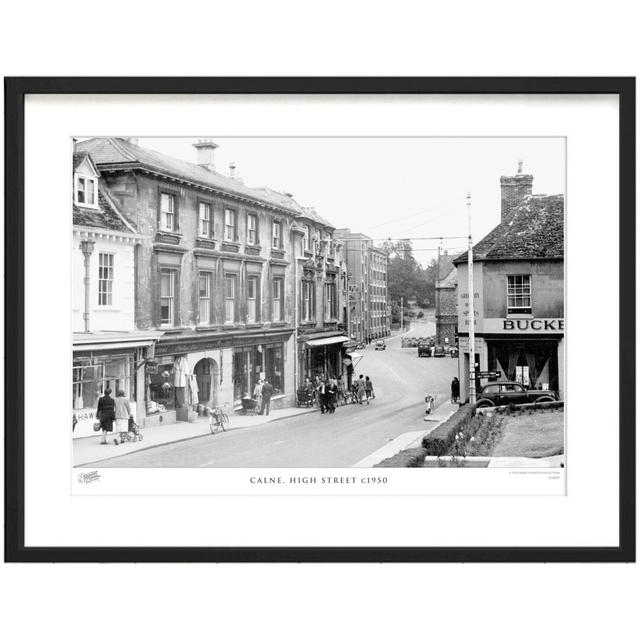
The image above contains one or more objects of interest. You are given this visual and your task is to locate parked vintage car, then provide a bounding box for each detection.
[374,340,386,351]
[448,346,459,357]
[417,344,432,357]
[433,345,446,357]
[475,382,559,408]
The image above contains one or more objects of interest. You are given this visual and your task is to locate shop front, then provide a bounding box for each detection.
[149,329,294,422]
[299,332,349,383]
[72,332,161,438]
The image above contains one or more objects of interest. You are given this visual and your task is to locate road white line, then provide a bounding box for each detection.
[272,440,286,445]
[378,359,410,386]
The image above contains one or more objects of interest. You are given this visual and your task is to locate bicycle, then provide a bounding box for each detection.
[209,405,229,434]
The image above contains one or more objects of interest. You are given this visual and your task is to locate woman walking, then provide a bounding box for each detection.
[96,387,116,445]
[254,378,264,414]
[451,377,460,404]
[114,389,133,444]
[365,376,375,400]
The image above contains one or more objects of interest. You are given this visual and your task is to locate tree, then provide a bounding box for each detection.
[385,241,436,308]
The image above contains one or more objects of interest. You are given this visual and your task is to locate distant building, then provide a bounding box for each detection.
[454,164,564,401]
[435,249,458,346]
[333,229,390,343]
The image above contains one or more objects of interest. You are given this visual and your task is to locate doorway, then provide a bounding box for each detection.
[194,358,219,406]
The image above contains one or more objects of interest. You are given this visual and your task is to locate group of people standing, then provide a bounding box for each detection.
[251,379,274,416]
[301,373,376,414]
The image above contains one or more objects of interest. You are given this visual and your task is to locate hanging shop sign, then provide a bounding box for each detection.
[145,359,158,374]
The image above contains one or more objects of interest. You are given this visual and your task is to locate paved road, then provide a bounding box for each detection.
[97,326,458,468]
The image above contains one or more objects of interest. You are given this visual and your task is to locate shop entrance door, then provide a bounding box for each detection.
[194,358,219,406]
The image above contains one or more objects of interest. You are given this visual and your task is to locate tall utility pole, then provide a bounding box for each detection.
[400,296,404,333]
[467,192,476,405]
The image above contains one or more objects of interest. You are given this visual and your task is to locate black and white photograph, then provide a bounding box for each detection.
[72,135,565,472]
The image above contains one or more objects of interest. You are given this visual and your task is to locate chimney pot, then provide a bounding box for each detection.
[229,161,236,178]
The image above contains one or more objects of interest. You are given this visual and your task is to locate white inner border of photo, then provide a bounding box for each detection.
[24,93,619,548]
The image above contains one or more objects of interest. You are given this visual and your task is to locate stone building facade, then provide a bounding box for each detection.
[72,150,160,438]
[76,137,345,427]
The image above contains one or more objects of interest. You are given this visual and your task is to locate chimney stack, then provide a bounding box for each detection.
[193,138,218,172]
[500,160,533,220]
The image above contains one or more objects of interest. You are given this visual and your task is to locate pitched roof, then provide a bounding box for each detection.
[454,194,564,263]
[76,137,307,217]
[73,190,133,233]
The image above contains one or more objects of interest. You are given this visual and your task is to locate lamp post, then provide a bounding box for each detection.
[466,192,476,405]
[79,238,95,333]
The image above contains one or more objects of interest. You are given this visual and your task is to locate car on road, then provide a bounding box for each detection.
[449,347,459,358]
[374,340,386,351]
[354,341,366,350]
[417,344,432,357]
[433,345,446,357]
[475,382,559,408]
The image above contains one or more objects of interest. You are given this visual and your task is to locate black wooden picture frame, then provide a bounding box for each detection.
[4,77,635,562]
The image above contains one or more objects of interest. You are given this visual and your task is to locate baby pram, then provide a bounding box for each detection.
[121,416,143,442]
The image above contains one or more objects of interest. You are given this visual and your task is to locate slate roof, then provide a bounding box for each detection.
[76,137,311,217]
[454,194,564,263]
[73,191,132,233]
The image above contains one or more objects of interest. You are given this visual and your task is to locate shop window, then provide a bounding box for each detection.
[224,208,236,242]
[199,202,211,238]
[72,354,136,411]
[247,213,258,245]
[198,272,211,325]
[224,273,237,322]
[148,363,176,412]
[160,193,176,232]
[507,275,532,314]
[98,253,114,306]
[265,343,284,395]
[272,278,283,321]
[247,276,259,323]
[160,269,176,327]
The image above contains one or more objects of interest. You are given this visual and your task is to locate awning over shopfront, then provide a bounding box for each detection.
[73,330,164,352]
[304,335,350,348]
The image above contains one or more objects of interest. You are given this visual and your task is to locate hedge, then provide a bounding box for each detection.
[421,404,476,456]
[374,447,426,468]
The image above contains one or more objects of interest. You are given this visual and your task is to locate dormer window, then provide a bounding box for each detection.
[75,174,98,207]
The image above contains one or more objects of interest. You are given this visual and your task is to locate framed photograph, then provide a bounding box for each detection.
[4,77,635,562]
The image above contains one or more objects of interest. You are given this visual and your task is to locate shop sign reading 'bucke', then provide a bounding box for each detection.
[503,319,564,331]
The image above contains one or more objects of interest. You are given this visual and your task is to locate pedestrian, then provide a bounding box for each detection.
[304,377,315,407]
[337,376,347,406]
[317,378,328,414]
[451,377,460,404]
[424,393,434,415]
[365,375,375,400]
[261,379,274,416]
[254,378,264,414]
[327,378,338,413]
[114,389,133,443]
[96,387,116,445]
[356,374,369,405]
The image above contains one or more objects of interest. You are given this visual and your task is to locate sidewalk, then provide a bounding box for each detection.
[352,396,459,467]
[74,405,316,467]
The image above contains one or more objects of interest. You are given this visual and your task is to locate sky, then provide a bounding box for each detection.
[136,136,565,266]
